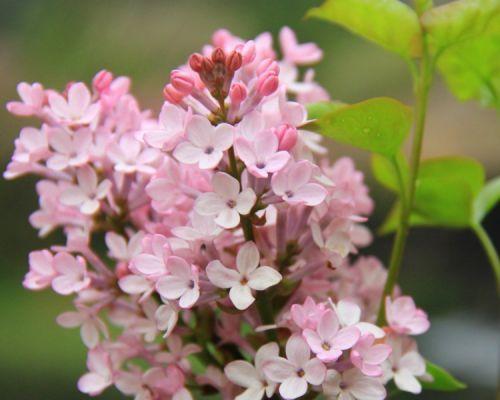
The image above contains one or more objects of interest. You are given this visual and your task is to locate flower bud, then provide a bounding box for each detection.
[93,70,113,93]
[163,84,184,104]
[257,59,279,75]
[211,47,226,64]
[229,82,247,106]
[240,40,256,65]
[226,51,242,73]
[188,53,204,72]
[170,70,195,95]
[257,71,279,96]
[274,124,298,151]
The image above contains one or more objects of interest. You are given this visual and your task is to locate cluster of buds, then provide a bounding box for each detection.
[5,27,432,400]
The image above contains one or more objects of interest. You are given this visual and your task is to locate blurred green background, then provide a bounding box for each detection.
[0,0,498,399]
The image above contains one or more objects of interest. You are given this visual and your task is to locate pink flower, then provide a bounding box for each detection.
[23,250,56,290]
[195,172,256,229]
[51,252,91,295]
[322,369,386,400]
[156,256,200,308]
[143,103,191,151]
[279,27,323,65]
[105,231,143,262]
[59,166,111,215]
[234,130,290,178]
[172,212,222,242]
[130,235,170,278]
[290,296,328,330]
[155,302,179,337]
[108,134,160,174]
[271,160,327,206]
[303,309,360,362]
[383,336,426,394]
[385,296,430,335]
[263,335,326,400]
[46,127,92,171]
[206,241,282,310]
[78,348,114,396]
[156,334,202,372]
[6,82,45,116]
[333,300,386,339]
[225,342,279,400]
[48,82,100,125]
[57,306,109,348]
[350,334,392,377]
[11,126,49,164]
[174,115,234,169]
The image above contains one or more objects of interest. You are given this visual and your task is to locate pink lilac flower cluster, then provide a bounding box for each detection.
[5,27,431,400]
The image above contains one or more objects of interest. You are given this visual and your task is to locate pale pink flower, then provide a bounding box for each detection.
[322,369,386,400]
[51,252,91,295]
[46,127,92,170]
[48,82,100,125]
[385,296,430,335]
[303,309,360,362]
[78,347,114,395]
[155,302,179,337]
[279,27,323,65]
[174,115,234,169]
[290,296,328,330]
[172,212,222,242]
[57,306,109,348]
[350,334,391,377]
[272,160,327,206]
[108,134,160,174]
[115,369,154,400]
[263,335,326,400]
[383,336,426,394]
[105,231,143,262]
[156,334,202,372]
[225,342,279,400]
[195,172,256,229]
[234,130,290,178]
[333,300,386,339]
[118,274,155,300]
[23,249,56,290]
[11,126,49,164]
[143,103,191,151]
[59,166,111,215]
[7,82,45,116]
[130,235,170,278]
[156,256,200,308]
[206,241,282,310]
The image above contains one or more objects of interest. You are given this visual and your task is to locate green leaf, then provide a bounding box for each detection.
[421,0,500,54]
[378,201,434,234]
[421,360,467,391]
[473,176,500,222]
[307,0,422,59]
[310,97,412,157]
[371,153,409,193]
[414,0,434,16]
[306,101,347,120]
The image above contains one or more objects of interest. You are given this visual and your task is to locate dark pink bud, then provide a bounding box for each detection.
[202,57,215,72]
[163,84,184,104]
[189,53,204,72]
[226,51,242,73]
[257,71,279,96]
[229,82,247,105]
[170,70,195,94]
[274,124,298,151]
[93,70,113,93]
[115,262,130,279]
[211,47,226,64]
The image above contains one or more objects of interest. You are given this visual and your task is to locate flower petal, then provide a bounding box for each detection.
[248,266,282,290]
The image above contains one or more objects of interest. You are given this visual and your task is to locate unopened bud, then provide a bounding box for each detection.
[163,84,185,104]
[257,71,279,96]
[93,70,113,93]
[226,51,242,73]
[240,41,256,65]
[274,124,298,151]
[189,53,204,72]
[202,57,215,72]
[229,82,247,105]
[170,70,195,94]
[211,47,226,64]
[257,59,279,75]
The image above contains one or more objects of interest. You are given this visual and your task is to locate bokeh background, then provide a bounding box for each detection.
[0,0,498,399]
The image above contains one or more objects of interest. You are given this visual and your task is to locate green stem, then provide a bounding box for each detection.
[377,43,434,325]
[473,224,500,293]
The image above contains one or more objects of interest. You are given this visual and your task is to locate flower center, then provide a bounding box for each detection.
[297,368,305,377]
[339,382,348,390]
[240,277,248,285]
[322,342,331,351]
[204,146,214,154]
[226,199,237,208]
[285,190,294,198]
[256,162,266,169]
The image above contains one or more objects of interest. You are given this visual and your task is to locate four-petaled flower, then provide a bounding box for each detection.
[263,335,326,400]
[52,252,91,295]
[48,82,100,126]
[195,172,256,229]
[206,241,282,310]
[174,115,234,169]
[322,369,386,400]
[385,296,430,336]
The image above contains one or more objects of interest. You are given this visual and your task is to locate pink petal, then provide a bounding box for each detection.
[48,92,70,118]
[57,311,84,328]
[303,329,324,355]
[212,123,234,151]
[198,150,224,169]
[212,172,240,199]
[285,335,310,368]
[265,151,290,173]
[206,260,240,289]
[78,372,109,395]
[187,115,212,147]
[248,266,281,290]
[179,287,199,308]
[132,254,166,276]
[292,183,327,206]
[166,256,191,278]
[236,188,256,215]
[81,320,99,348]
[394,369,422,394]
[118,275,151,294]
[317,310,340,341]
[279,376,308,399]
[68,83,91,116]
[229,283,254,310]
[234,137,257,166]
[173,142,203,165]
[331,326,360,351]
[214,208,240,228]
[156,275,188,300]
[224,360,261,388]
[304,357,326,385]
[263,357,295,382]
[236,242,260,275]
